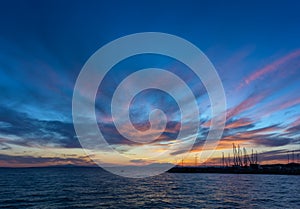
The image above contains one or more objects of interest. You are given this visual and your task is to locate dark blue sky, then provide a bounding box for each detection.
[0,0,300,166]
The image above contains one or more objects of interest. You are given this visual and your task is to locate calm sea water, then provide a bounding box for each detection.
[0,167,299,208]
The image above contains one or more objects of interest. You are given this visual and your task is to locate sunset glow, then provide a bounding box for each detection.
[0,1,300,168]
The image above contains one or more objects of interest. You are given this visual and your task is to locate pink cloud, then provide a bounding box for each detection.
[291,117,300,127]
[258,97,300,119]
[277,97,300,111]
[240,49,300,88]
[227,92,267,120]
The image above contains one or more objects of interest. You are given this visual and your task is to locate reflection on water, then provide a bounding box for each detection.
[0,168,299,208]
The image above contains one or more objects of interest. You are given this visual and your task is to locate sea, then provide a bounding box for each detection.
[0,167,299,208]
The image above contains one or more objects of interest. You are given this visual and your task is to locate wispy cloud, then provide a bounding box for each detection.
[0,154,93,167]
[227,92,268,120]
[240,49,300,88]
[0,106,80,149]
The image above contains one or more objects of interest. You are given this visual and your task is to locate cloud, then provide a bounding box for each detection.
[242,124,281,135]
[227,92,268,120]
[240,49,300,87]
[259,149,300,163]
[0,103,185,153]
[287,124,300,133]
[0,143,11,150]
[225,117,254,129]
[129,159,147,164]
[277,97,300,111]
[222,123,292,148]
[250,95,300,121]
[291,118,300,127]
[190,123,293,152]
[254,137,292,147]
[283,120,300,145]
[169,149,188,156]
[0,154,93,167]
[0,106,80,148]
[99,120,182,146]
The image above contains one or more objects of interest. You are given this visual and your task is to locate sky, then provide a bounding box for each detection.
[0,0,300,167]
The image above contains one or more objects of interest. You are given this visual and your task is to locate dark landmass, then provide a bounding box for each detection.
[0,164,98,169]
[1,163,300,175]
[168,163,300,175]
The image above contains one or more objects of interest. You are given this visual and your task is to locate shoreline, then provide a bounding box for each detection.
[168,163,300,175]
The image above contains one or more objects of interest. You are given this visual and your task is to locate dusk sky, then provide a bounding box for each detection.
[0,0,300,167]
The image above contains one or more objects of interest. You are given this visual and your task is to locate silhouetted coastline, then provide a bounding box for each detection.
[168,163,300,175]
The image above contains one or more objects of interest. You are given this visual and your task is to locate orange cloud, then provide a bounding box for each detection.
[225,118,253,129]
